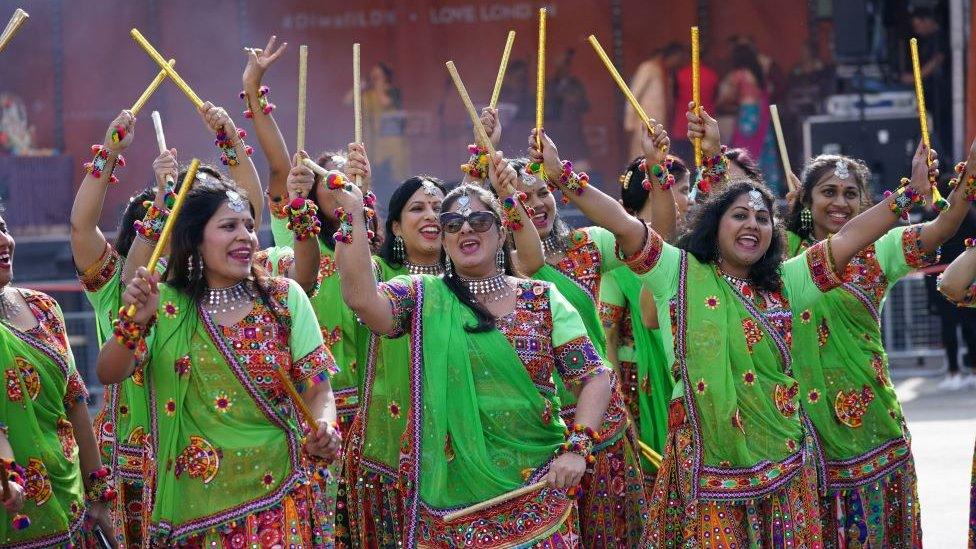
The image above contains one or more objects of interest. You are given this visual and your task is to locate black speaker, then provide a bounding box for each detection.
[803,114,918,195]
[833,0,873,61]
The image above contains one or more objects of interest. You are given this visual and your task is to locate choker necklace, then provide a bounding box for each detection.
[460,273,510,303]
[542,232,562,257]
[404,260,443,276]
[204,281,252,315]
[0,288,21,321]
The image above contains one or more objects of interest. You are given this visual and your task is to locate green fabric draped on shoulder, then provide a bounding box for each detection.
[0,296,86,545]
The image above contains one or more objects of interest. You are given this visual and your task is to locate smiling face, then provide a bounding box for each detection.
[0,215,14,287]
[442,195,504,278]
[808,174,862,239]
[716,192,773,273]
[199,202,259,288]
[516,170,557,237]
[394,184,444,262]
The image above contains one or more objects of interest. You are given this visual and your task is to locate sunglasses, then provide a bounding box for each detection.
[439,211,499,234]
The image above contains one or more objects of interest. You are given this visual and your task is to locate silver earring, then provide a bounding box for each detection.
[393,235,405,263]
[496,248,505,272]
[800,207,813,233]
[444,255,453,276]
[187,254,195,277]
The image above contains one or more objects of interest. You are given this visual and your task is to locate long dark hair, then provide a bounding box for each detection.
[731,43,766,90]
[441,184,520,333]
[508,157,572,250]
[784,154,871,241]
[308,154,344,250]
[620,155,689,215]
[724,148,764,185]
[113,164,223,256]
[163,177,277,315]
[378,175,447,268]
[676,179,784,293]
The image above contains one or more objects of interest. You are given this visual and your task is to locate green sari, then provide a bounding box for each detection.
[139,277,335,545]
[0,290,91,547]
[381,275,602,547]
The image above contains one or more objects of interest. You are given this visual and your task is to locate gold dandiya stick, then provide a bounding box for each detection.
[691,26,702,167]
[588,34,654,135]
[130,29,204,108]
[443,480,548,522]
[0,8,28,54]
[131,60,175,115]
[276,364,318,428]
[636,440,663,469]
[446,61,496,158]
[910,37,946,209]
[768,105,795,192]
[125,159,200,317]
[535,8,546,148]
[489,30,516,109]
[353,43,365,191]
[297,45,308,153]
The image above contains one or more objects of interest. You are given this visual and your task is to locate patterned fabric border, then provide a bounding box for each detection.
[826,436,912,489]
[618,222,664,275]
[77,243,121,293]
[806,240,844,293]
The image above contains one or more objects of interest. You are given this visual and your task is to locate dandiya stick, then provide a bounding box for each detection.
[909,37,946,207]
[489,30,516,109]
[0,8,28,55]
[130,29,204,108]
[443,480,548,522]
[297,45,308,153]
[588,34,655,136]
[446,61,496,158]
[131,60,175,115]
[768,105,795,192]
[637,440,663,469]
[352,43,364,191]
[276,364,317,428]
[151,111,175,189]
[124,159,200,318]
[535,8,546,148]
[691,26,702,167]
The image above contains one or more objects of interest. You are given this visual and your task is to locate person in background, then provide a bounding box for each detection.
[626,43,684,159]
[902,6,951,153]
[670,47,718,164]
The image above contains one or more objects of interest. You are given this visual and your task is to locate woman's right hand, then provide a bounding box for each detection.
[2,480,24,513]
[908,141,939,202]
[288,152,315,200]
[122,268,160,326]
[487,151,517,198]
[686,102,721,158]
[152,148,178,194]
[528,128,563,178]
[103,110,136,154]
[479,107,502,149]
[243,35,288,90]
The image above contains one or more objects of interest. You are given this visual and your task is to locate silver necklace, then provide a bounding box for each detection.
[542,232,563,257]
[404,260,442,276]
[0,288,21,321]
[203,281,252,315]
[460,273,511,303]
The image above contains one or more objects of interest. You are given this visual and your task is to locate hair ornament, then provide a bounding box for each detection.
[457,192,473,216]
[834,160,851,180]
[421,179,439,196]
[747,189,767,211]
[225,190,247,213]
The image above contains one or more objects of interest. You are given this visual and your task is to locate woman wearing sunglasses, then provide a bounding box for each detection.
[331,151,612,547]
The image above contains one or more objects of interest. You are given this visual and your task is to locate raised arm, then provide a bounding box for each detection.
[324,174,396,334]
[938,245,976,304]
[639,121,678,242]
[199,102,265,228]
[461,107,503,185]
[830,142,941,270]
[243,36,291,209]
[96,267,158,385]
[121,148,177,284]
[284,152,322,292]
[528,128,647,257]
[485,151,544,274]
[70,110,135,271]
[916,138,976,253]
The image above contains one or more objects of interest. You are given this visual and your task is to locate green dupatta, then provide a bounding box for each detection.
[0,300,86,546]
[609,266,673,454]
[397,275,573,546]
[787,228,929,487]
[143,281,316,543]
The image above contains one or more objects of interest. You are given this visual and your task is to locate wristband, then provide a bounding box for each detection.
[286,198,322,241]
[112,309,154,351]
[85,466,117,504]
[460,144,490,180]
[133,201,171,244]
[84,145,126,184]
[640,157,675,191]
[240,85,275,119]
[215,128,254,167]
[884,180,926,220]
[500,193,527,231]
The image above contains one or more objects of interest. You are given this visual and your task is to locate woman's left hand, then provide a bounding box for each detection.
[640,119,670,167]
[908,141,938,201]
[487,151,517,198]
[344,142,372,190]
[199,102,237,137]
[304,420,342,462]
[545,452,586,490]
[88,500,119,548]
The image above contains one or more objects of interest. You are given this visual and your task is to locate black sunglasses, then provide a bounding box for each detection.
[439,211,498,234]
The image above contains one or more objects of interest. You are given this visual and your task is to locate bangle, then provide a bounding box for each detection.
[112,308,154,351]
[109,123,127,145]
[240,85,275,119]
[0,459,30,530]
[696,147,729,195]
[557,160,589,204]
[885,180,926,220]
[460,144,490,180]
[326,171,352,191]
[965,237,976,249]
[85,466,117,504]
[215,128,254,167]
[333,207,354,244]
[286,198,322,241]
[84,145,126,184]
[133,201,171,244]
[364,191,379,245]
[559,424,601,463]
[639,157,675,191]
[950,161,976,202]
[501,192,526,231]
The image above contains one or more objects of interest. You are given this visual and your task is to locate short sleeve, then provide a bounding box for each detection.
[286,279,338,393]
[52,301,88,408]
[549,285,610,386]
[585,226,622,273]
[255,246,296,277]
[599,274,627,331]
[377,275,419,339]
[781,240,844,312]
[270,202,294,248]
[77,243,121,293]
[623,223,681,304]
[875,225,939,281]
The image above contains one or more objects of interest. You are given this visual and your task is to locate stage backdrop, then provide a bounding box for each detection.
[0,0,813,229]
